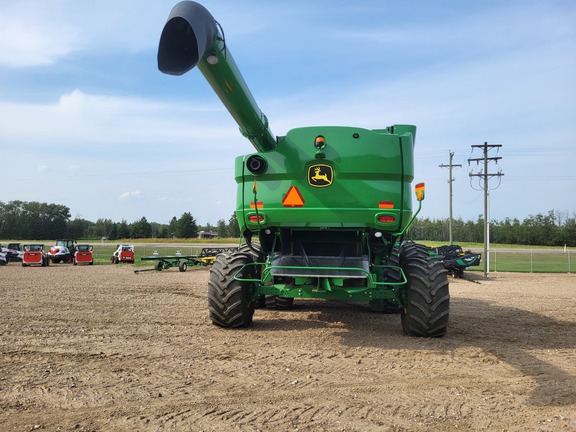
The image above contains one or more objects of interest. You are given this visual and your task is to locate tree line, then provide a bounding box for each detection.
[1,200,575,246]
[409,210,576,246]
[0,200,240,240]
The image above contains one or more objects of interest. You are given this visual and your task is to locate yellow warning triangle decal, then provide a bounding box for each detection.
[282,186,305,207]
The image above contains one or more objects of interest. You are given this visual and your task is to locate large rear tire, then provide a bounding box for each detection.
[399,242,449,337]
[208,252,256,328]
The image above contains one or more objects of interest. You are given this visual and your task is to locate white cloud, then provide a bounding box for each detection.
[0,89,241,149]
[0,22,75,68]
[0,0,170,68]
[118,190,143,201]
[69,165,81,175]
[0,2,77,67]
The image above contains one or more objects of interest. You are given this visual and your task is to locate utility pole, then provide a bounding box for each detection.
[468,142,504,277]
[439,151,462,245]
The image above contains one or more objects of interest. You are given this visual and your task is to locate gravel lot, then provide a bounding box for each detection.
[1,264,575,431]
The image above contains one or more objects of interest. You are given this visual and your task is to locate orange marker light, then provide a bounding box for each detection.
[250,201,264,209]
[379,201,394,209]
[415,182,425,201]
[282,186,305,207]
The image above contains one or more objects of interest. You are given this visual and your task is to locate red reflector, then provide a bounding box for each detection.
[249,215,264,222]
[379,201,394,209]
[378,216,396,223]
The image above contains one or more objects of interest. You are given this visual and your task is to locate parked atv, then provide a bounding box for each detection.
[22,244,50,267]
[5,243,24,263]
[48,239,77,264]
[74,244,94,265]
[110,244,135,264]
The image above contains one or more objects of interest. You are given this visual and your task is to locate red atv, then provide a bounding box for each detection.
[22,244,50,267]
[74,244,94,265]
[110,244,135,264]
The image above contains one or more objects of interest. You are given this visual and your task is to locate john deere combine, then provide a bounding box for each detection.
[158,1,449,337]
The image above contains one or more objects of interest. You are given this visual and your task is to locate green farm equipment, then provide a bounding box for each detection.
[135,247,237,273]
[158,1,449,336]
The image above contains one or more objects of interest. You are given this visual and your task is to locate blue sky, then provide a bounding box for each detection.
[1,0,575,226]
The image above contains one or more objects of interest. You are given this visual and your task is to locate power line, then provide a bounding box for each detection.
[439,150,462,245]
[468,142,505,277]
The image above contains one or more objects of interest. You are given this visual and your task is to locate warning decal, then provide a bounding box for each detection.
[282,186,305,207]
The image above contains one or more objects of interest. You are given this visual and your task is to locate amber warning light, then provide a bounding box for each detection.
[415,183,425,201]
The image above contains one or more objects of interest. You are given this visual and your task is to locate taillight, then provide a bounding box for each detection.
[378,215,395,223]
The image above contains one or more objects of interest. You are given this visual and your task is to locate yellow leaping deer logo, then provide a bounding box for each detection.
[307,164,333,187]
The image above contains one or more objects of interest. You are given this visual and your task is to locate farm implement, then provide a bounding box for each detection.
[134,247,236,273]
[157,1,450,336]
[428,245,481,278]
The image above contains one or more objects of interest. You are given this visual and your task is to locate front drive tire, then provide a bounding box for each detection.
[208,252,256,328]
[400,243,450,337]
[370,247,402,314]
[265,295,294,310]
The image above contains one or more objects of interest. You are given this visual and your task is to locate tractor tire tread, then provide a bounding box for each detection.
[400,242,450,338]
[208,252,255,328]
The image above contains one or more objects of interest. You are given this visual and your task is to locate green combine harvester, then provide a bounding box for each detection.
[158,1,449,337]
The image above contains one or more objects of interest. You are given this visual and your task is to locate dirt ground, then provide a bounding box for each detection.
[1,264,575,432]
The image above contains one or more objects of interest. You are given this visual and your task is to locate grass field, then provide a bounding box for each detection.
[3,239,574,273]
[485,250,574,273]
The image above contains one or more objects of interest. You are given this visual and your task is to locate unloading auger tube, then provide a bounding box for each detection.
[158,1,277,152]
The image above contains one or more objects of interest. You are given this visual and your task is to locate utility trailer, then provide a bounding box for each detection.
[135,247,236,273]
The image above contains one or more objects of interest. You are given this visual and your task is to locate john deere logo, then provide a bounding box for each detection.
[308,164,333,188]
